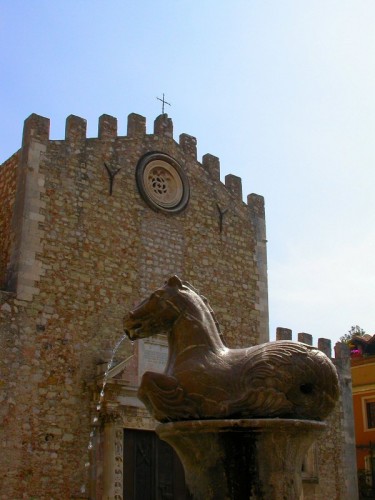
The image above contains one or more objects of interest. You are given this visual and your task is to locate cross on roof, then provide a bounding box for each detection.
[157,93,171,114]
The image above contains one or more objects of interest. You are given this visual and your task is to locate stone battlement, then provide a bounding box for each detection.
[18,112,264,212]
[275,326,349,360]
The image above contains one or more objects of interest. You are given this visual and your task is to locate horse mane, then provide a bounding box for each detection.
[182,280,227,347]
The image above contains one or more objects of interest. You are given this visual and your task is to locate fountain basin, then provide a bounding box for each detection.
[156,418,326,500]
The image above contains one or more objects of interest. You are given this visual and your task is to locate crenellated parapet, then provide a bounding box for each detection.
[98,114,117,140]
[202,153,220,181]
[225,174,242,201]
[154,113,173,138]
[127,112,146,137]
[18,112,261,208]
[247,193,265,219]
[65,114,87,143]
[179,133,197,160]
[275,326,351,361]
[21,113,50,148]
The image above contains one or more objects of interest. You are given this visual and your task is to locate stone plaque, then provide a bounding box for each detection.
[138,337,168,379]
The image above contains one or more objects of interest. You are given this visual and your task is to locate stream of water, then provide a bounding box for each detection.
[80,333,135,495]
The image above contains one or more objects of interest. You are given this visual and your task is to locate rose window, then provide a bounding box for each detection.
[136,153,190,214]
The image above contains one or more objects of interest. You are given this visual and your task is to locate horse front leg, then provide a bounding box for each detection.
[138,371,199,422]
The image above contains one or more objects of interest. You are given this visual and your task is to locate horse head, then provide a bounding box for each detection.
[124,276,188,340]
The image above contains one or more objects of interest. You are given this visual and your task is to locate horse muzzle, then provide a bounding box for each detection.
[123,313,139,339]
[123,312,153,340]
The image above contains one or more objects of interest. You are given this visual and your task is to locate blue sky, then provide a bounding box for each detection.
[1,1,374,347]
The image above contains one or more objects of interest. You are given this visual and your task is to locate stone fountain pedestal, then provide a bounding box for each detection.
[156,418,326,500]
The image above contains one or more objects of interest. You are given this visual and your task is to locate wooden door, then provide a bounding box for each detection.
[123,429,191,500]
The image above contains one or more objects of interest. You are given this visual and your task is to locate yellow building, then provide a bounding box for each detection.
[351,335,375,497]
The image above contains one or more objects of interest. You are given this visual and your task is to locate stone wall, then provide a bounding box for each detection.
[0,152,18,288]
[0,112,268,498]
[276,328,358,500]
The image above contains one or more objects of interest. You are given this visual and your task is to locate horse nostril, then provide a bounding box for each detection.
[300,383,314,395]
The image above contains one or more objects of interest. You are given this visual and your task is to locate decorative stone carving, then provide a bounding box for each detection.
[123,276,339,423]
[135,153,190,213]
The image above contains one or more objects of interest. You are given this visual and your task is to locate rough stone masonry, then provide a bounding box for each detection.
[0,112,356,499]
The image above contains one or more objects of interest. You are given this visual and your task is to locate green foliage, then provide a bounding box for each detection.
[339,325,366,344]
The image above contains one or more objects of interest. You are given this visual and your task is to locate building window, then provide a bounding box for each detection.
[366,401,375,429]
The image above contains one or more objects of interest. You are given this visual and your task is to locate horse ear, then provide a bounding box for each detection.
[167,275,183,288]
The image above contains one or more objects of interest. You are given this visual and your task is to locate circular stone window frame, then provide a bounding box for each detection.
[136,152,190,214]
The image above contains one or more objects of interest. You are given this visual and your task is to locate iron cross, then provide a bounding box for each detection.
[157,93,171,114]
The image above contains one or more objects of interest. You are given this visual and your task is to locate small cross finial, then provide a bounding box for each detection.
[157,93,171,114]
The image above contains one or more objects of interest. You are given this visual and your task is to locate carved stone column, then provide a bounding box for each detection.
[102,421,124,500]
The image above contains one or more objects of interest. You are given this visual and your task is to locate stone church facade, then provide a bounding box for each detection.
[0,112,356,498]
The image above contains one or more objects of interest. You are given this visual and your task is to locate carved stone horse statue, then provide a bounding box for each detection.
[123,276,339,423]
